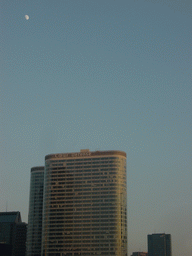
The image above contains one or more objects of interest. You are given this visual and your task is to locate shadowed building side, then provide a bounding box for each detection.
[12,222,27,256]
[0,211,27,256]
[26,167,44,256]
[148,233,172,256]
[131,252,148,256]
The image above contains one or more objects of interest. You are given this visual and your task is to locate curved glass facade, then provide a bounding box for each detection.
[42,150,127,256]
[26,166,44,256]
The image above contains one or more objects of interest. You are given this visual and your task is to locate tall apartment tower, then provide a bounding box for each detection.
[42,150,127,256]
[148,233,172,256]
[26,166,44,256]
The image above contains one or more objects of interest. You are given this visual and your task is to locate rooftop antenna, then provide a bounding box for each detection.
[6,201,8,212]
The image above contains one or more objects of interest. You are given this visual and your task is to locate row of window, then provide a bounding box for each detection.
[49,169,120,174]
[47,157,120,163]
[44,213,125,219]
[65,163,121,166]
[45,175,125,181]
[44,189,121,196]
[46,172,125,179]
[45,198,118,203]
[43,193,126,200]
[43,251,118,256]
[45,179,123,185]
[49,165,120,170]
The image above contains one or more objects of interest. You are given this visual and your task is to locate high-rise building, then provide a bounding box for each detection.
[42,149,127,256]
[148,233,172,256]
[26,166,44,256]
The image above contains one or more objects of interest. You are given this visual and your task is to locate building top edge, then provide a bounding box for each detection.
[148,233,171,236]
[0,211,20,215]
[45,150,126,160]
[31,166,44,172]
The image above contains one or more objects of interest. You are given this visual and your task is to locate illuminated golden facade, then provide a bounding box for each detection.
[42,150,127,256]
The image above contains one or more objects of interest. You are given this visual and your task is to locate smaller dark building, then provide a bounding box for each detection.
[0,212,27,256]
[0,244,12,256]
[131,252,148,256]
[0,212,21,246]
[12,222,27,256]
[148,233,172,256]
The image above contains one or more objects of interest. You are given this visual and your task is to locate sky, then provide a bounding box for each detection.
[0,0,191,255]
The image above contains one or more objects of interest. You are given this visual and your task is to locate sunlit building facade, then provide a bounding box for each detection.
[42,150,127,256]
[27,166,44,256]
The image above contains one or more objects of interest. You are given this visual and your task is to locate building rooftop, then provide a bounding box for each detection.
[0,211,21,223]
[45,150,126,160]
[31,166,44,172]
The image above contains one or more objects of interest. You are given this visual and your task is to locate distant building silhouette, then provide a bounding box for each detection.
[131,252,148,256]
[0,244,12,256]
[42,149,127,256]
[12,222,27,256]
[26,166,44,256]
[148,233,172,256]
[0,211,21,245]
[0,211,27,256]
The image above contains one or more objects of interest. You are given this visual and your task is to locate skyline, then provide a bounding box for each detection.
[1,1,192,255]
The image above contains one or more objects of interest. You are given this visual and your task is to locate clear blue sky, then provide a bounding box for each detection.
[1,0,191,255]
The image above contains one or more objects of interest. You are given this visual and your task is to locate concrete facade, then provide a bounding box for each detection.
[42,150,127,256]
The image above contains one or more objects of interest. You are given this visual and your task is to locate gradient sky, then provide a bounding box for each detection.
[1,0,192,255]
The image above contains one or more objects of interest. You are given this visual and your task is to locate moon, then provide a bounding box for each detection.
[25,15,29,20]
